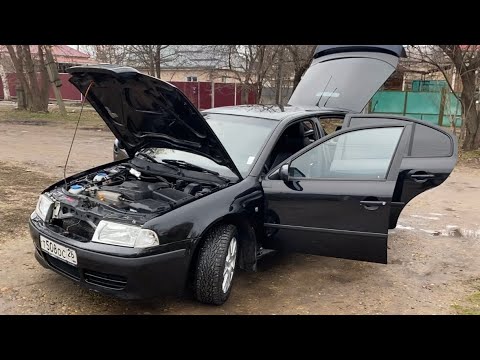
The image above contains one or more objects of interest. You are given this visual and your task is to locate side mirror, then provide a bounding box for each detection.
[279,164,290,182]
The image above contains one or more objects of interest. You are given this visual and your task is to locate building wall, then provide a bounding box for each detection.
[139,68,243,83]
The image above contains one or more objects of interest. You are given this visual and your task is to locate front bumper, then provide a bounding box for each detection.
[29,217,190,300]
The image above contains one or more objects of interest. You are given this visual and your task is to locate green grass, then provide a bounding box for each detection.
[453,283,480,315]
[0,106,105,129]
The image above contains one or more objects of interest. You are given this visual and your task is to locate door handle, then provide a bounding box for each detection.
[360,199,386,211]
[410,172,435,183]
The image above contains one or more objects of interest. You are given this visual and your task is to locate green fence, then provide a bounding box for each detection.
[370,90,462,127]
[411,80,448,92]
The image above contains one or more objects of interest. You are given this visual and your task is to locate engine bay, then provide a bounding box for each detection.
[45,162,226,241]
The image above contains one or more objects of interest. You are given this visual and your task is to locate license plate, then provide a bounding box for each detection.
[40,236,77,266]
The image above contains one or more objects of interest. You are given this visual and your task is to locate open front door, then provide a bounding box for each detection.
[262,124,412,264]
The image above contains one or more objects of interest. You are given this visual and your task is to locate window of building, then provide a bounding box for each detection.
[186,76,198,82]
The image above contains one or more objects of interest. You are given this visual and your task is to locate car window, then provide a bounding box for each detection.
[320,117,344,135]
[411,124,452,157]
[265,119,317,171]
[349,117,409,127]
[348,117,452,157]
[289,127,403,180]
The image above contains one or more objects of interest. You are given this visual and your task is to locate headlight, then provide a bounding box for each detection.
[91,220,159,248]
[35,194,54,222]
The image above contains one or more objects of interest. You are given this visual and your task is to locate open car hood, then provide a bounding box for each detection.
[67,64,242,179]
[288,45,406,112]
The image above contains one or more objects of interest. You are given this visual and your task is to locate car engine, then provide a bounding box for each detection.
[45,163,222,241]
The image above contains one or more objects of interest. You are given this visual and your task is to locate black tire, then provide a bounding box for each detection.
[194,224,238,305]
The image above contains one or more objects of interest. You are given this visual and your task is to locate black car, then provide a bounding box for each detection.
[29,45,457,305]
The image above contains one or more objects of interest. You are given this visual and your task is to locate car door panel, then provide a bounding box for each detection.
[262,124,412,264]
[343,114,458,228]
[263,180,397,263]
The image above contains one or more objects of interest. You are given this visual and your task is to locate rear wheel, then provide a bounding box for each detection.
[194,224,238,305]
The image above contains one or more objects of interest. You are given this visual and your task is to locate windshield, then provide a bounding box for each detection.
[142,113,277,178]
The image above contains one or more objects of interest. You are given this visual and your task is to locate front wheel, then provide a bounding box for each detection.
[194,224,238,305]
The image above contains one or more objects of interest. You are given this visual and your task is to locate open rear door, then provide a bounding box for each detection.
[342,114,458,228]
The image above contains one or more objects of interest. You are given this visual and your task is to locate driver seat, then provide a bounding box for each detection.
[271,123,308,169]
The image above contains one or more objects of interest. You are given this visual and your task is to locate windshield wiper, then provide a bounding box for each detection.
[162,159,221,176]
[136,151,160,164]
[136,151,181,172]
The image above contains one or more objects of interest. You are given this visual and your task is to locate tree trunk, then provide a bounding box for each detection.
[22,45,45,112]
[44,45,66,115]
[148,47,155,76]
[459,71,480,150]
[292,62,310,91]
[256,82,263,104]
[6,45,29,110]
[241,84,249,104]
[154,46,161,78]
[0,61,10,100]
[440,45,480,151]
[275,46,284,106]
[37,46,50,112]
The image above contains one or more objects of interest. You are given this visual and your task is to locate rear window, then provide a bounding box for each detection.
[411,124,452,157]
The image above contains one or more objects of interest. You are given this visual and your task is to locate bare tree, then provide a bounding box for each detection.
[7,45,30,110]
[219,45,281,103]
[215,45,315,105]
[274,46,285,106]
[409,45,480,150]
[128,45,178,78]
[83,45,130,65]
[6,45,50,112]
[37,45,50,108]
[287,45,316,91]
[0,52,11,100]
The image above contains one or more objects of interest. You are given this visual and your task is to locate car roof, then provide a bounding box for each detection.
[202,104,347,121]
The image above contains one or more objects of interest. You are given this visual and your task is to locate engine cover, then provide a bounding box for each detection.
[103,181,168,200]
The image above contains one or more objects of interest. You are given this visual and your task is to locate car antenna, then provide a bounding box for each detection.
[316,75,332,107]
[323,87,338,107]
[63,81,94,186]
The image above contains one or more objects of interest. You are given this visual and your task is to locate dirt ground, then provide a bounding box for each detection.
[1,120,479,315]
